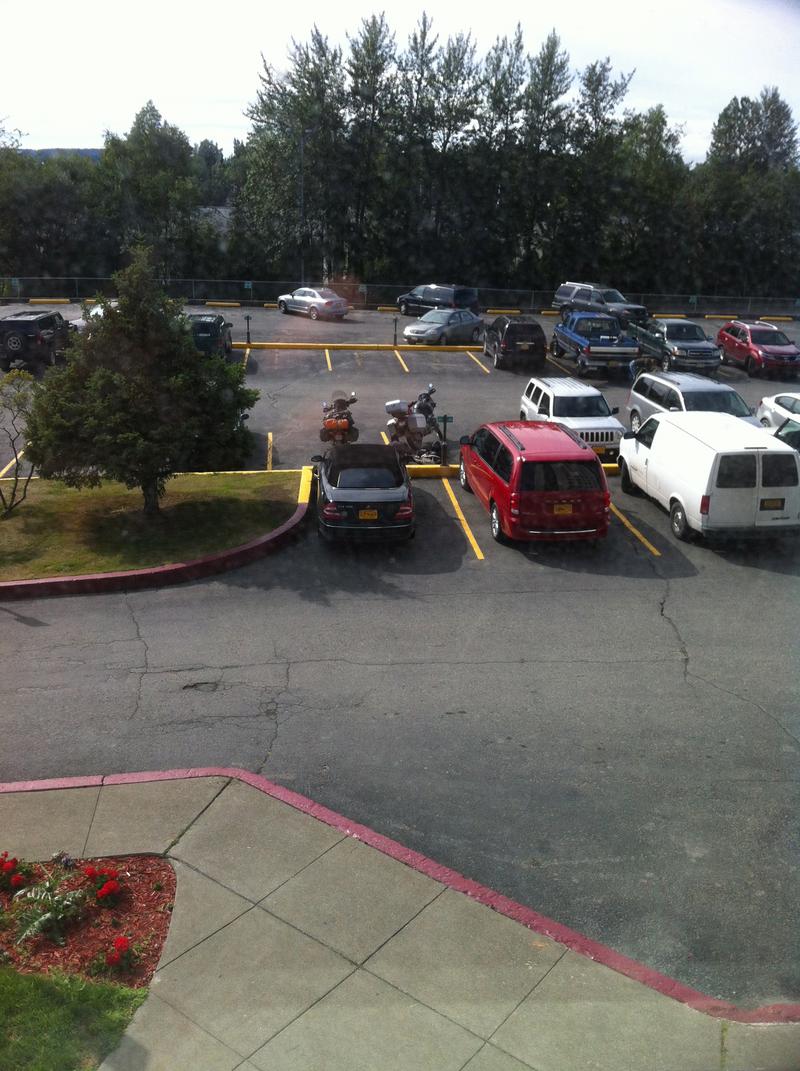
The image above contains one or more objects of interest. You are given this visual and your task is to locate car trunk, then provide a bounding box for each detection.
[517,459,607,532]
[707,451,800,530]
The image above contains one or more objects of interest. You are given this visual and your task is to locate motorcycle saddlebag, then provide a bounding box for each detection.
[407,413,428,431]
[385,399,409,416]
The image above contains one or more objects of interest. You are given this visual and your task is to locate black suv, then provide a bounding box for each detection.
[552,282,647,326]
[0,309,73,369]
[482,315,546,370]
[187,314,233,357]
[396,284,479,317]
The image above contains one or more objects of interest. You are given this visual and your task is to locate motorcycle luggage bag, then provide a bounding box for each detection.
[407,412,428,431]
[385,399,409,416]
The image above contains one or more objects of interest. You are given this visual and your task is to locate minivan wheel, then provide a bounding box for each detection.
[459,459,472,493]
[619,459,637,495]
[746,356,758,376]
[493,346,504,370]
[490,502,506,543]
[630,411,642,433]
[670,501,690,541]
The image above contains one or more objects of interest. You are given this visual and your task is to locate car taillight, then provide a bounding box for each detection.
[603,490,611,507]
[700,495,710,516]
[36,331,45,344]
[584,345,592,355]
[322,502,346,520]
[395,498,414,521]
[510,491,520,516]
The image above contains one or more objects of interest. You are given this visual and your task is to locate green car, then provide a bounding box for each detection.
[628,318,720,375]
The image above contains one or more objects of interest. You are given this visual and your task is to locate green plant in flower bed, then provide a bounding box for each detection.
[13,873,89,946]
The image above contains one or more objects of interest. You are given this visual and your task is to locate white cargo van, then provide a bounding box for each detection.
[618,411,800,541]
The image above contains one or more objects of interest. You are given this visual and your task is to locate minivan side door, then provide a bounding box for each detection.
[469,429,502,507]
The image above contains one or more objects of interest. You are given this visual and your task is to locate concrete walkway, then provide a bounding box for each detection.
[1,772,798,1071]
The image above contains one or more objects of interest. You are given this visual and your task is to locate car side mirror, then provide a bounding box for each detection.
[668,406,680,412]
[459,435,472,446]
[310,454,324,463]
[611,406,619,415]
[622,430,636,439]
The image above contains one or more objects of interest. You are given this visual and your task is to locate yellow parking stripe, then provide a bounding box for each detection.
[324,348,332,372]
[0,450,24,478]
[393,349,410,373]
[466,350,491,375]
[266,432,273,471]
[610,503,661,557]
[546,354,573,375]
[380,432,390,445]
[241,346,250,370]
[442,479,485,561]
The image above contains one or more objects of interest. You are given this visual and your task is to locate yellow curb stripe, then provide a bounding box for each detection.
[704,314,738,320]
[266,432,273,471]
[377,305,397,312]
[653,313,686,318]
[297,466,313,504]
[264,303,278,309]
[441,478,484,560]
[29,297,69,304]
[602,463,620,475]
[380,431,390,444]
[609,502,661,557]
[231,342,478,352]
[762,316,793,322]
[466,350,491,375]
[394,349,410,372]
[539,310,559,316]
[407,464,460,478]
[486,308,520,315]
[324,348,332,372]
[206,301,240,307]
[0,450,24,478]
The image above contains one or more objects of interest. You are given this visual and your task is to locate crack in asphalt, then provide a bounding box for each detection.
[687,669,800,752]
[255,661,291,774]
[658,577,691,682]
[123,595,150,721]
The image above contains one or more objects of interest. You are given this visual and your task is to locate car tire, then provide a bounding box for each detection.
[490,502,507,543]
[400,302,409,316]
[309,307,319,321]
[577,356,589,377]
[519,411,526,421]
[760,417,771,427]
[746,356,758,377]
[492,346,504,370]
[670,500,690,541]
[619,459,637,495]
[278,300,287,313]
[459,459,472,493]
[629,411,642,433]
[661,355,671,372]
[551,338,564,358]
[4,332,25,355]
[471,326,482,342]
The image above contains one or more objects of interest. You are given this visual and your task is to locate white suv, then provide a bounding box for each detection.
[519,376,625,459]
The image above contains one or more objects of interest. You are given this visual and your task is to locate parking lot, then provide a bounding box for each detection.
[2,304,800,1009]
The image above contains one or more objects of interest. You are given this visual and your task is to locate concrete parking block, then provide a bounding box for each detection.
[249,968,482,1071]
[84,778,229,856]
[262,836,443,963]
[153,906,352,1056]
[157,859,251,967]
[0,786,99,859]
[491,950,722,1071]
[723,1021,800,1071]
[364,888,564,1039]
[462,1044,536,1071]
[170,779,343,901]
[99,992,240,1071]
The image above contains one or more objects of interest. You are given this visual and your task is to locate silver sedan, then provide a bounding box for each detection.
[277,287,348,320]
[403,309,485,345]
[755,392,800,428]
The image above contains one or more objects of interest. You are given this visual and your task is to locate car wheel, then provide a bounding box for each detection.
[760,417,771,427]
[471,326,482,342]
[746,356,758,376]
[400,302,409,316]
[619,459,637,495]
[661,355,671,372]
[670,501,690,541]
[459,459,472,493]
[278,300,287,313]
[490,502,507,543]
[519,411,526,420]
[309,307,319,321]
[492,346,504,370]
[438,333,447,345]
[630,411,642,433]
[577,356,589,376]
[5,332,25,355]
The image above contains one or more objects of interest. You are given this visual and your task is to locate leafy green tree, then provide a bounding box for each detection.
[25,248,257,514]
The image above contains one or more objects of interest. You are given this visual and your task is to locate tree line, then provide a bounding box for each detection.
[1,16,798,297]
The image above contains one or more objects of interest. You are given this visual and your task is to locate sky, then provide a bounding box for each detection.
[2,0,798,163]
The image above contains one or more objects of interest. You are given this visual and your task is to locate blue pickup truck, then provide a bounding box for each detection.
[551,312,641,375]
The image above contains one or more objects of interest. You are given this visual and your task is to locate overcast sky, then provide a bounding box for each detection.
[3,0,797,163]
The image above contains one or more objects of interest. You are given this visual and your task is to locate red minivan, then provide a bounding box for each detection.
[458,421,610,543]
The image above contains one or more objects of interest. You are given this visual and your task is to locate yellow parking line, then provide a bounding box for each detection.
[441,479,485,561]
[266,432,273,471]
[380,431,390,445]
[0,450,24,478]
[241,346,250,370]
[546,355,573,375]
[466,350,491,375]
[393,349,410,373]
[610,502,661,557]
[324,348,332,372]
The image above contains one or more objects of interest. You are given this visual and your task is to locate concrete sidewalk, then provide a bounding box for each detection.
[1,772,798,1071]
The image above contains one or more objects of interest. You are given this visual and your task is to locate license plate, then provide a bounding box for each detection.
[760,498,784,511]
[593,446,606,455]
[553,503,573,515]
[606,362,621,369]
[359,509,378,521]
[518,343,530,351]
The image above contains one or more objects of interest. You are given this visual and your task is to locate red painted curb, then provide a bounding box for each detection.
[2,765,798,1024]
[0,500,309,600]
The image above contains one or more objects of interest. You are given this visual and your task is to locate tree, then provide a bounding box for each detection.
[25,247,258,514]
[708,88,797,171]
[0,370,37,516]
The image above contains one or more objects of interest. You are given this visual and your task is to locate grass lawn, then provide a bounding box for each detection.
[0,965,146,1071]
[0,471,301,581]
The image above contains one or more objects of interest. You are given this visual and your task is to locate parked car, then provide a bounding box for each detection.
[551,312,640,375]
[458,420,610,544]
[0,309,72,369]
[403,308,484,345]
[618,411,800,541]
[312,444,415,543]
[755,392,800,429]
[551,281,647,326]
[277,287,348,320]
[716,320,800,377]
[187,314,233,356]
[519,377,624,459]
[396,284,479,317]
[482,315,546,370]
[626,371,760,432]
[628,318,721,374]
[70,301,118,335]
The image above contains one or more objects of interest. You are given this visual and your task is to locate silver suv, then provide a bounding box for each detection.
[519,376,625,459]
[626,371,760,432]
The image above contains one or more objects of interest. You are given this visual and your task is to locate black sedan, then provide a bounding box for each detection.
[312,444,415,543]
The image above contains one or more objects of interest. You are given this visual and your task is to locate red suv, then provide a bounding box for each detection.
[458,421,610,543]
[717,320,800,377]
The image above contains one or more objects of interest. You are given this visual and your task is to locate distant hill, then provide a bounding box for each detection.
[20,148,102,161]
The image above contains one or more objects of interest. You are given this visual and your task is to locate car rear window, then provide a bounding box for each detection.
[506,323,541,341]
[762,453,799,488]
[520,460,603,492]
[716,455,756,488]
[335,467,402,489]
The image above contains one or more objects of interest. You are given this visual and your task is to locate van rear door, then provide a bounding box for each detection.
[518,459,607,532]
[707,453,758,529]
[755,450,800,529]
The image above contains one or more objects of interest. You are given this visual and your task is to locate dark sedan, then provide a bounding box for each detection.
[313,444,415,543]
[403,309,484,345]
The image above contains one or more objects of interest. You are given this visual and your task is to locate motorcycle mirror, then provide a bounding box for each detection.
[349,392,357,400]
[428,383,434,391]
[310,454,324,463]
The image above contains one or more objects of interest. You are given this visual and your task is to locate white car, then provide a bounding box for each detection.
[519,376,625,459]
[70,301,118,334]
[755,392,800,429]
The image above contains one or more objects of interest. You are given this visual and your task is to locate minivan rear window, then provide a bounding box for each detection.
[716,455,756,488]
[762,453,799,488]
[521,460,603,492]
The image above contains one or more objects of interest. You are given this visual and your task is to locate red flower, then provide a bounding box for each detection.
[0,851,7,858]
[10,873,24,888]
[100,867,119,880]
[83,865,97,879]
[96,879,121,899]
[105,951,121,966]
[113,935,130,953]
[2,859,17,873]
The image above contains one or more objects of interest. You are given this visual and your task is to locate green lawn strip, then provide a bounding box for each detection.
[0,471,300,581]
[0,965,146,1071]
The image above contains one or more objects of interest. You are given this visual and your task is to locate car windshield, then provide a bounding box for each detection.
[682,389,751,417]
[665,323,705,341]
[552,395,612,418]
[751,329,791,346]
[776,419,800,451]
[335,466,402,489]
[600,290,625,302]
[420,311,450,323]
[583,319,620,338]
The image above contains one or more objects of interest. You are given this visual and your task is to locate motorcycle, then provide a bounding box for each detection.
[385,383,445,462]
[320,390,359,444]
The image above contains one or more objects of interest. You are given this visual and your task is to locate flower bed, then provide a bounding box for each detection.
[0,851,175,987]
